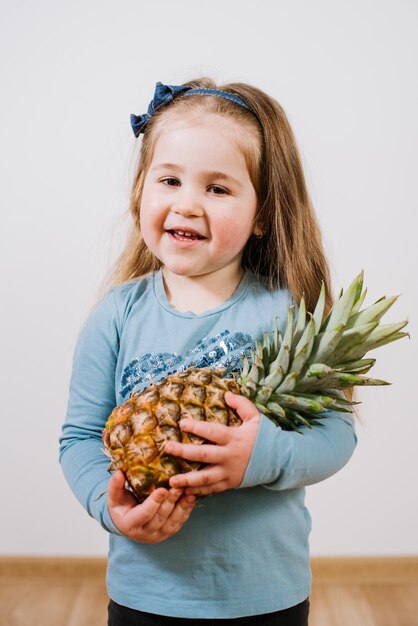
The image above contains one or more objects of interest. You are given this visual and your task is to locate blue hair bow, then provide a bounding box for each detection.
[130,82,190,137]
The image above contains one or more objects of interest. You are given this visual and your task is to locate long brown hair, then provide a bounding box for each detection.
[103,78,332,311]
[100,77,356,408]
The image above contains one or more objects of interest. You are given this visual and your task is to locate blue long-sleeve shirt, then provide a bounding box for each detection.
[59,269,357,618]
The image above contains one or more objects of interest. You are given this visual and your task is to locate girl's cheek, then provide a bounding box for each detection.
[140,197,166,227]
[217,218,253,249]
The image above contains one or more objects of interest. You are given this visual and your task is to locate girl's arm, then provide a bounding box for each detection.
[59,290,195,541]
[239,404,357,492]
[167,393,357,495]
[59,290,122,534]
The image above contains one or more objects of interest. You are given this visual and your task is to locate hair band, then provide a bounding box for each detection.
[130,81,254,137]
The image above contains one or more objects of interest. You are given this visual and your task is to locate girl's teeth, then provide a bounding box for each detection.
[173,230,197,239]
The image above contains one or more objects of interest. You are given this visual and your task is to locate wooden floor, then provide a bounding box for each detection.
[1,558,417,626]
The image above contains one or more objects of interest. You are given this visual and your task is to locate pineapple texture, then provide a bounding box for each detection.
[103,368,241,501]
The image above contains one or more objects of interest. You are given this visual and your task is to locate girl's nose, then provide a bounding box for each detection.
[171,190,204,217]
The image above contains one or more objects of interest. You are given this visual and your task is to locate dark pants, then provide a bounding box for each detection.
[107,598,310,626]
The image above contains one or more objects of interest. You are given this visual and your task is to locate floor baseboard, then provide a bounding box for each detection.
[311,556,418,583]
[0,556,106,578]
[1,556,417,584]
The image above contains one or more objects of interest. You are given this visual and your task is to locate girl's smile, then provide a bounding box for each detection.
[166,229,206,245]
[139,114,259,286]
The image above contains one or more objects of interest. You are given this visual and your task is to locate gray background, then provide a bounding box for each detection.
[1,0,416,556]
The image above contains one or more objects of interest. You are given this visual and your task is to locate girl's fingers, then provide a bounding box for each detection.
[164,441,225,464]
[142,489,184,531]
[124,488,168,528]
[107,470,137,509]
[161,495,196,533]
[166,488,184,504]
[107,475,194,541]
[169,466,224,489]
[184,482,228,497]
[178,419,232,445]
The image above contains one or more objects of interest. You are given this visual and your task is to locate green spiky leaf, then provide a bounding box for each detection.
[238,272,408,432]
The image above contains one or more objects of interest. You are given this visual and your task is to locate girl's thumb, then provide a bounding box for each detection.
[107,470,126,505]
[224,392,261,422]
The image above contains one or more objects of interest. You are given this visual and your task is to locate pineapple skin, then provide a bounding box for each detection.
[102,368,241,501]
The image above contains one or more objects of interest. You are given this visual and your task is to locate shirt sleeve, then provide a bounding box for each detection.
[239,410,358,491]
[59,290,124,535]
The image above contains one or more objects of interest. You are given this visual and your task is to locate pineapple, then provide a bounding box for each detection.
[102,271,409,501]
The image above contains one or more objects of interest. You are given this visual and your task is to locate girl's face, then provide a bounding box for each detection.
[139,114,259,281]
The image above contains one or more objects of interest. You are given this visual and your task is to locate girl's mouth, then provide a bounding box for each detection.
[167,229,206,242]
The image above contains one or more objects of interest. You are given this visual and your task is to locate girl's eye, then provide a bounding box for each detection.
[160,179,228,195]
[209,185,228,195]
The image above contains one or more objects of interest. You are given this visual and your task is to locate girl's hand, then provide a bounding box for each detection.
[166,392,261,496]
[107,470,196,544]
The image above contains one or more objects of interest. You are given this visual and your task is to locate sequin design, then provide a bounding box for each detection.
[120,352,183,398]
[120,330,254,398]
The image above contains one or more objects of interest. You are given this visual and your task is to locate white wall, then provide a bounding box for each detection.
[1,0,416,556]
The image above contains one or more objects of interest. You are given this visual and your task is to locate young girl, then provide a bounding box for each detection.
[59,78,357,625]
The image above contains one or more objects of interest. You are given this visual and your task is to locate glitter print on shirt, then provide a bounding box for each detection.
[120,330,254,398]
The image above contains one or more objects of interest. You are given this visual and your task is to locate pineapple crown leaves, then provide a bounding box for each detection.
[237,271,409,431]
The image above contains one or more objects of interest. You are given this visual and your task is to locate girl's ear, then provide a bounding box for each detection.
[253,224,264,238]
